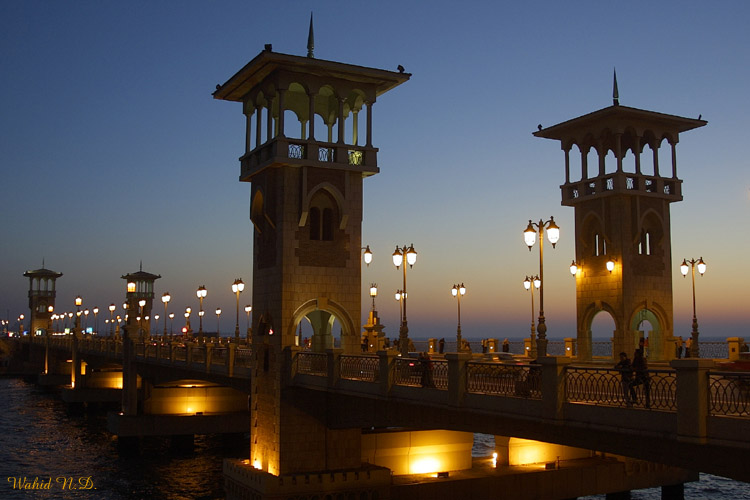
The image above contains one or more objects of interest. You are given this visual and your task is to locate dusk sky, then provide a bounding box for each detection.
[2,1,748,340]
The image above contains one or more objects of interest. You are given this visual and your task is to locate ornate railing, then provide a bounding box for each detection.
[340,355,379,382]
[466,362,541,398]
[192,348,206,364]
[212,348,227,365]
[236,348,252,366]
[392,357,447,388]
[565,366,676,410]
[709,371,750,417]
[288,143,305,159]
[173,346,186,362]
[297,352,327,376]
[318,147,335,162]
[700,342,728,359]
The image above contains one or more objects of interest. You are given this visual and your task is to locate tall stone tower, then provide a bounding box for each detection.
[214,40,408,477]
[534,95,705,360]
[23,265,63,335]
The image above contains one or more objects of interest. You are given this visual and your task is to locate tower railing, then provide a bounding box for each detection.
[562,171,682,205]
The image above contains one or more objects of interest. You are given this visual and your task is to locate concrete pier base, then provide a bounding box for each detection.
[224,460,392,500]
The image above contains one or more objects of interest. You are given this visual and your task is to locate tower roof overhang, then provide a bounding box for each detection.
[24,268,63,279]
[533,105,707,143]
[121,270,161,282]
[212,49,411,102]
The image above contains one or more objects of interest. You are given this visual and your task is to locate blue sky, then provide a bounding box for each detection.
[2,1,749,339]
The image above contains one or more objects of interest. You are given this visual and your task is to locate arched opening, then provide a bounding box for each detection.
[290,299,357,353]
[591,310,616,340]
[630,308,663,360]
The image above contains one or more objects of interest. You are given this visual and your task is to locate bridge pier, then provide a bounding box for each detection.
[661,482,684,500]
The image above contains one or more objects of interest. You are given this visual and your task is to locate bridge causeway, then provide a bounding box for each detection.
[16,335,750,482]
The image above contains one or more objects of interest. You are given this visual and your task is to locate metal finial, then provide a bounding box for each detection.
[140,260,143,272]
[307,12,314,58]
[42,257,45,269]
[613,68,619,106]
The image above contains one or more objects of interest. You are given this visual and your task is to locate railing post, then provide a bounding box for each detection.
[538,356,572,420]
[327,348,343,388]
[205,343,213,373]
[446,352,472,407]
[378,350,398,396]
[228,343,236,377]
[186,341,194,365]
[671,358,714,443]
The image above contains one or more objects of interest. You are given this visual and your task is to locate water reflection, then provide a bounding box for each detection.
[0,378,246,500]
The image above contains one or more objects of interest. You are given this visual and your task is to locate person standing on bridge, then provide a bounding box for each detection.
[615,352,637,407]
[631,339,651,408]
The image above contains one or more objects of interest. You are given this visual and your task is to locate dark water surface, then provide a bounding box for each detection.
[2,378,748,499]
[0,378,245,499]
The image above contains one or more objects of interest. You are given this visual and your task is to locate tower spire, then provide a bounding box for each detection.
[307,12,314,58]
[613,68,619,106]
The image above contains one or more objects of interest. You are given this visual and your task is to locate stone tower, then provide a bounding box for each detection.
[214,42,408,477]
[121,265,161,339]
[534,96,705,360]
[23,265,63,335]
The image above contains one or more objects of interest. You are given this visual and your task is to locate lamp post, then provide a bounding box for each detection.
[215,308,222,338]
[169,312,174,336]
[196,285,207,342]
[138,299,146,340]
[523,217,560,357]
[394,290,406,344]
[93,307,99,335]
[108,304,116,337]
[369,283,378,311]
[18,314,25,336]
[523,275,541,358]
[154,314,160,335]
[232,278,245,343]
[184,307,192,336]
[451,284,466,351]
[244,305,252,343]
[680,257,707,358]
[161,292,171,339]
[74,296,82,335]
[393,244,417,355]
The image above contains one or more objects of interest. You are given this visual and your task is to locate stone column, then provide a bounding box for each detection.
[446,352,472,407]
[378,349,397,396]
[671,358,714,443]
[538,356,572,420]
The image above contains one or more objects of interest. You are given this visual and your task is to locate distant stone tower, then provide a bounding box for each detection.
[121,265,161,339]
[214,36,408,477]
[23,265,62,335]
[534,89,705,360]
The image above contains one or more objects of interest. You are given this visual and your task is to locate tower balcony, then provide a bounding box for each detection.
[239,137,378,182]
[561,172,682,206]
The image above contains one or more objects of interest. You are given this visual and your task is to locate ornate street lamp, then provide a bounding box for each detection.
[523,217,560,357]
[393,244,417,356]
[244,305,252,342]
[215,308,222,338]
[169,312,175,335]
[161,292,171,338]
[523,275,541,358]
[680,257,707,357]
[362,245,373,266]
[108,304,116,337]
[451,284,466,351]
[184,307,192,336]
[196,285,207,342]
[395,290,406,327]
[93,307,99,335]
[369,283,378,311]
[232,278,245,343]
[138,299,146,340]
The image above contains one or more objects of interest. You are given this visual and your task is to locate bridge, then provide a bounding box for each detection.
[11,334,750,484]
